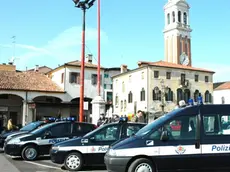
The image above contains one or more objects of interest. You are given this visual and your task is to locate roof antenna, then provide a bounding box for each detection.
[8,36,19,65]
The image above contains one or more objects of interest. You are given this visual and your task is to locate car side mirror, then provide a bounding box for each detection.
[160,130,169,141]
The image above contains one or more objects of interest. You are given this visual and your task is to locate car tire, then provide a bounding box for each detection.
[128,158,155,172]
[64,152,83,171]
[21,145,38,161]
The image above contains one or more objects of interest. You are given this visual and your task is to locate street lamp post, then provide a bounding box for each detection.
[73,0,96,122]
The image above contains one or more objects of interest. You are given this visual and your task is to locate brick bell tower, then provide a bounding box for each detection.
[163,0,192,66]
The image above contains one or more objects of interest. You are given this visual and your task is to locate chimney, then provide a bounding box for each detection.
[120,64,128,73]
[86,54,93,63]
[34,65,39,72]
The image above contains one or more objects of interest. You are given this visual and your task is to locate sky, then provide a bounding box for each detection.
[0,0,230,82]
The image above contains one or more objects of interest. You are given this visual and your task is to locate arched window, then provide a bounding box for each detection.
[184,12,187,25]
[165,88,173,101]
[184,89,190,103]
[153,87,161,101]
[167,13,170,24]
[122,81,125,92]
[178,11,181,23]
[124,100,127,111]
[121,100,123,111]
[140,88,145,101]
[194,90,199,102]
[177,88,183,103]
[128,91,133,103]
[172,11,175,22]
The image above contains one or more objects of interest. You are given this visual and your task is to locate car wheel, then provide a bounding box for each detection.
[21,145,38,161]
[128,158,155,172]
[64,152,83,171]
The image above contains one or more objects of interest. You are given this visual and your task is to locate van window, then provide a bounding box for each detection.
[203,114,230,135]
[94,124,120,141]
[149,115,197,140]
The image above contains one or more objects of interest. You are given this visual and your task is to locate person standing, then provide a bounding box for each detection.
[131,110,144,123]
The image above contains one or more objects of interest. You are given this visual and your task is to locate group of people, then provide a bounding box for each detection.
[97,110,145,127]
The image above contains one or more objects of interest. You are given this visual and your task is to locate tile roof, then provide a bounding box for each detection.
[214,82,230,91]
[138,60,215,73]
[213,82,226,90]
[0,71,64,93]
[27,66,52,74]
[66,60,104,69]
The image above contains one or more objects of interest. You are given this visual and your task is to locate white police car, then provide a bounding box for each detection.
[50,117,146,171]
[105,103,230,172]
[4,118,97,161]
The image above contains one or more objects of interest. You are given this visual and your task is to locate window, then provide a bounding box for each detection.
[184,12,187,25]
[166,72,171,79]
[91,74,102,85]
[49,123,71,138]
[129,75,132,82]
[121,100,123,111]
[205,90,211,103]
[106,92,113,103]
[149,115,197,140]
[194,90,199,102]
[178,11,181,22]
[125,124,145,137]
[128,91,133,103]
[115,94,119,106]
[94,125,120,141]
[61,73,64,83]
[122,82,125,92]
[181,74,186,85]
[140,88,145,101]
[167,13,170,24]
[205,76,209,82]
[203,114,230,136]
[141,72,144,80]
[172,11,175,22]
[154,71,159,78]
[195,75,199,82]
[104,84,106,89]
[69,72,80,84]
[104,73,109,78]
[72,123,95,135]
[165,88,173,101]
[124,100,127,111]
[153,87,161,101]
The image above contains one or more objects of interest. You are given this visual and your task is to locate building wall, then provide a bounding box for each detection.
[49,67,65,90]
[213,90,230,104]
[113,67,148,115]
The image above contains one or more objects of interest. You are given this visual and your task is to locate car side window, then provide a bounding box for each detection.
[72,123,94,135]
[203,114,230,135]
[49,123,71,138]
[126,124,144,137]
[149,115,197,140]
[94,125,120,141]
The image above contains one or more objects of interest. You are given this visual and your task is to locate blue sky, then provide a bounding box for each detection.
[0,0,230,82]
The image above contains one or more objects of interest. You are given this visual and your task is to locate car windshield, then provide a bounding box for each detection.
[20,121,43,131]
[135,108,181,137]
[30,122,54,134]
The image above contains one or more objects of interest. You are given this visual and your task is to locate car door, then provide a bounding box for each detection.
[85,124,121,165]
[200,105,230,171]
[146,113,202,171]
[39,123,71,154]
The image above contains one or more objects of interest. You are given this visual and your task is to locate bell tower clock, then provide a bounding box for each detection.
[163,0,192,66]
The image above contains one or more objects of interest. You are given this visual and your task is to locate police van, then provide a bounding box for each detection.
[4,118,97,161]
[105,104,230,172]
[50,117,146,171]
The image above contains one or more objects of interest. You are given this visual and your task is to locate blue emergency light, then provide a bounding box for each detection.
[119,116,128,123]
